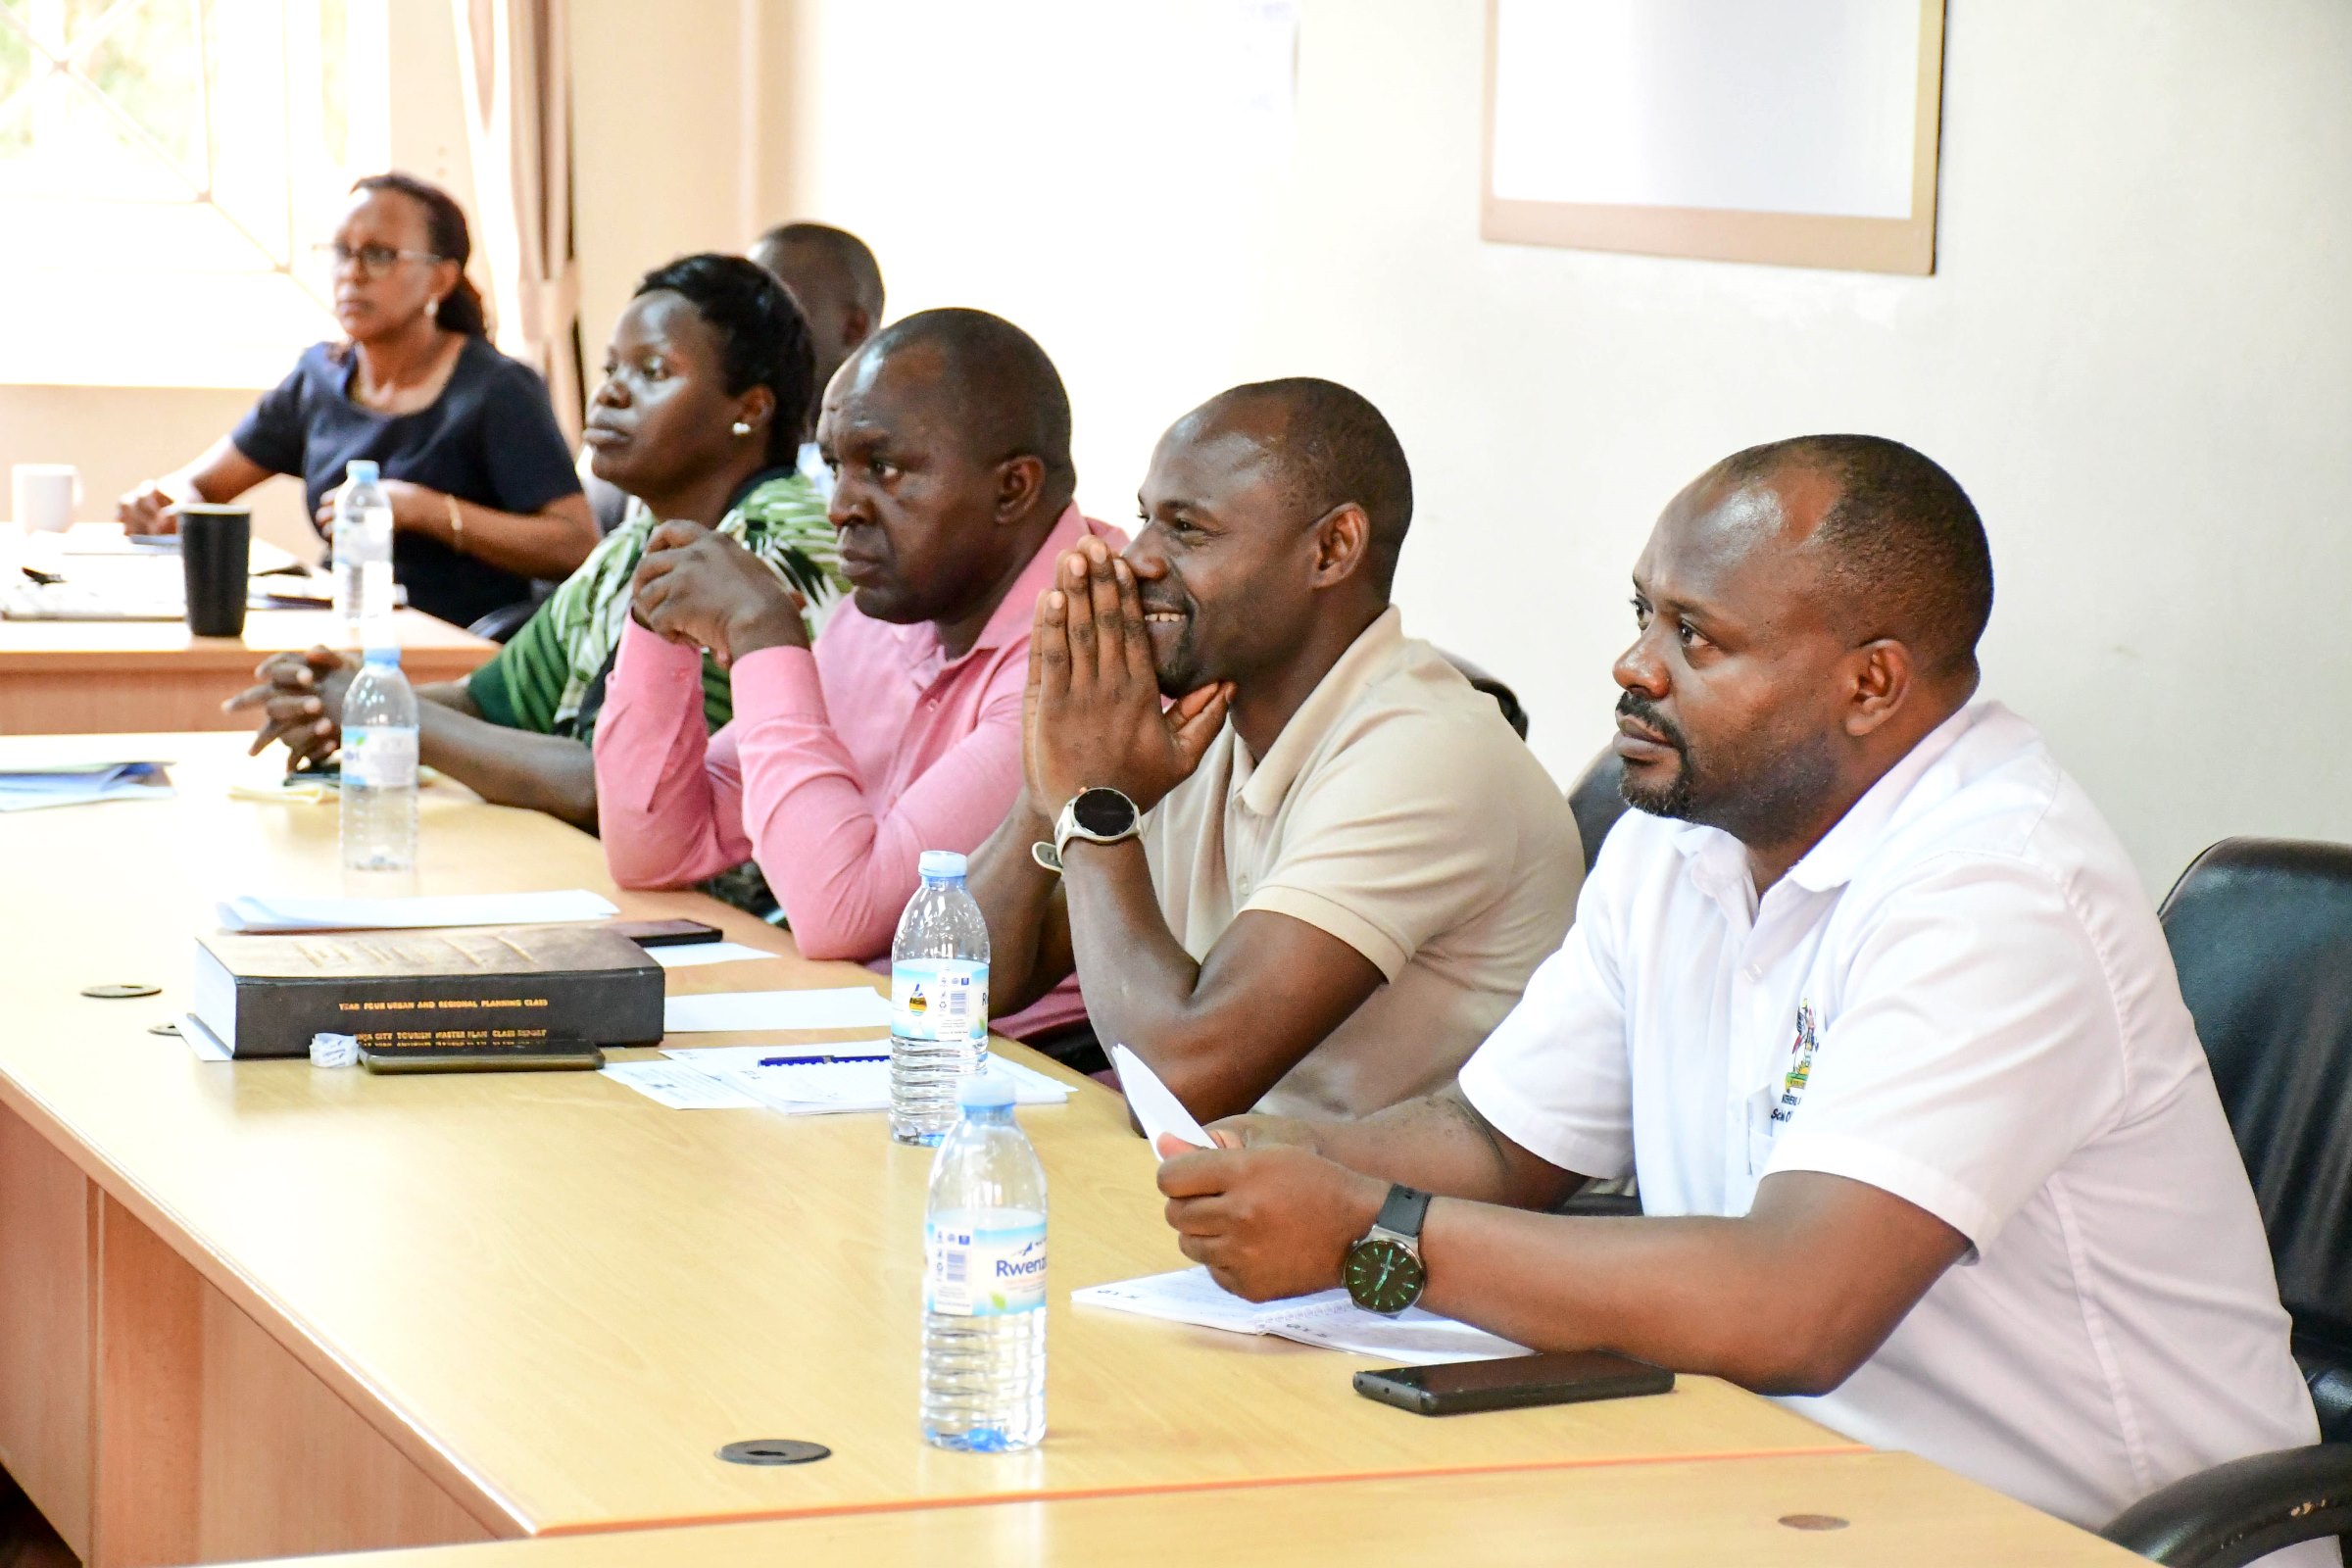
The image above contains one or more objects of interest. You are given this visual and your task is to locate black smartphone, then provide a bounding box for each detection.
[1352,1350,1674,1416]
[610,918,724,949]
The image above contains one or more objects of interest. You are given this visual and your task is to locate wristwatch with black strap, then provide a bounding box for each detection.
[1032,786,1142,874]
[1344,1184,1432,1315]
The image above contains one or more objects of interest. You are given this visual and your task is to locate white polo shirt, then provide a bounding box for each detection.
[1458,700,2320,1534]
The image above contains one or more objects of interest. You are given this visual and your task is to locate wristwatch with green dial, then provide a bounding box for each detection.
[1344,1184,1431,1315]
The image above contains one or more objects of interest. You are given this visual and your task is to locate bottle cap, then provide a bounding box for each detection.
[346,459,379,484]
[363,647,401,667]
[956,1072,1015,1110]
[918,850,967,881]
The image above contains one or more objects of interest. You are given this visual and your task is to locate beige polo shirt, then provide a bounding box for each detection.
[1138,607,1584,1118]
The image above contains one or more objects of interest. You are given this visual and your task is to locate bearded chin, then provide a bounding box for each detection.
[1153,634,1203,700]
[1620,752,1695,820]
[1630,731,1837,844]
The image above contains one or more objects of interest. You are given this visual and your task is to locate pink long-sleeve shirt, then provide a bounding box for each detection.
[593,502,1116,1040]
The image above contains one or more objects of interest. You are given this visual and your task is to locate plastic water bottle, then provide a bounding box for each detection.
[340,648,418,886]
[332,459,395,647]
[890,850,990,1145]
[921,1073,1047,1451]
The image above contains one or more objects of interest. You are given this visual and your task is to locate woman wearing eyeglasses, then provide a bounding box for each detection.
[117,172,594,630]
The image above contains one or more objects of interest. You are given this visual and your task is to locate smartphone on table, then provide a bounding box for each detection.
[1353,1350,1674,1416]
[610,917,724,949]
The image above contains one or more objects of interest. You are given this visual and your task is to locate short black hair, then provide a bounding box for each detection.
[1212,377,1414,594]
[753,221,885,318]
[1717,433,1994,676]
[633,253,816,469]
[862,307,1074,494]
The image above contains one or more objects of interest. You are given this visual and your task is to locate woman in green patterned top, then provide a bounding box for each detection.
[228,254,844,833]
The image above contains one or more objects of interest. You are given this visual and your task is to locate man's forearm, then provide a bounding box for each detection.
[1060,837,1215,1073]
[417,705,598,831]
[1298,1088,1585,1211]
[967,801,1067,1014]
[1300,1103,1817,1380]
[1413,1202,1860,1396]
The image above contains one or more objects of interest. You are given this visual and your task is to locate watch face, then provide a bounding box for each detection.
[1344,1237,1425,1315]
[1071,786,1138,838]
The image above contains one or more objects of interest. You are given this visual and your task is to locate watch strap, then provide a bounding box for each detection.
[1375,1183,1432,1242]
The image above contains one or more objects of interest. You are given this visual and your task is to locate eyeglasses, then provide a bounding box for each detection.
[312,242,442,280]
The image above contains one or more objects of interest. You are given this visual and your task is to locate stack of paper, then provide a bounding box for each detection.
[216,890,618,932]
[1073,1266,1528,1365]
[0,760,172,812]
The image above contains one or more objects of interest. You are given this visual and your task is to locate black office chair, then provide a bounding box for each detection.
[466,600,540,645]
[1565,743,1628,875]
[1436,651,1529,741]
[2099,838,2352,1565]
[1545,738,1642,1218]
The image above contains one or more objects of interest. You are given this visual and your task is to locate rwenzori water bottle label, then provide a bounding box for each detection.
[893,958,988,1043]
[341,726,418,790]
[924,1212,1047,1318]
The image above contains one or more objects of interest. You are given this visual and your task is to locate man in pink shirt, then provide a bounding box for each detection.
[591,309,1114,1045]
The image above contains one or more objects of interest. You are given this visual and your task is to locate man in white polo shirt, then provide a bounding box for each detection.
[1154,434,2321,1543]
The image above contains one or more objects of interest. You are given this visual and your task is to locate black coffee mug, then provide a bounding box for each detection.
[175,504,251,637]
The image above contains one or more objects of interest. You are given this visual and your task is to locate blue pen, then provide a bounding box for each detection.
[758,1053,891,1067]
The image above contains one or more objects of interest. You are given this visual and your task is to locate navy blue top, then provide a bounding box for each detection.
[230,336,583,628]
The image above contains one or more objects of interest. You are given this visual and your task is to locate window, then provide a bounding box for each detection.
[0,0,388,388]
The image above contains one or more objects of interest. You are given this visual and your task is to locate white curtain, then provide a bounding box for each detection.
[450,0,583,443]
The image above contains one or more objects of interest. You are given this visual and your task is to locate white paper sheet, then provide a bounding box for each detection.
[1073,1266,1527,1365]
[1070,1261,1287,1334]
[699,1055,1070,1115]
[660,987,891,1033]
[660,1041,895,1072]
[601,1059,762,1109]
[645,941,779,969]
[216,890,617,933]
[1111,1043,1211,1156]
[627,1048,1070,1115]
[179,1011,234,1061]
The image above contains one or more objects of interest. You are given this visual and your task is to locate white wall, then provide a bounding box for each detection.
[770,0,2352,892]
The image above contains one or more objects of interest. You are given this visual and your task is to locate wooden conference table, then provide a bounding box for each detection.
[0,732,2132,1568]
[0,525,495,735]
[253,1453,2145,1567]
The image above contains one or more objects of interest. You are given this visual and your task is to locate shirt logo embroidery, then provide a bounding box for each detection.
[1772,1001,1819,1126]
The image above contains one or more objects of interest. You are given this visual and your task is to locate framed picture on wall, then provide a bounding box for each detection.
[1481,0,1948,275]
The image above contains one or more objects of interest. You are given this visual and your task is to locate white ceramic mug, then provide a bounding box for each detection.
[11,464,80,532]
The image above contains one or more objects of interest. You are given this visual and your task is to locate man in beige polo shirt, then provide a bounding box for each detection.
[969,378,1581,1121]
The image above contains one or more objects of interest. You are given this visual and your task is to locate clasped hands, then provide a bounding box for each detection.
[222,646,354,769]
[628,520,808,667]
[1023,536,1232,819]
